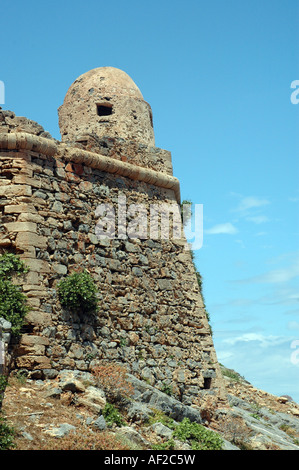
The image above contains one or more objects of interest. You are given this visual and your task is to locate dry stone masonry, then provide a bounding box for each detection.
[0,67,225,406]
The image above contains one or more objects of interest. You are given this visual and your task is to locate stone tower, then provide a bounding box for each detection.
[0,67,224,405]
[58,67,155,147]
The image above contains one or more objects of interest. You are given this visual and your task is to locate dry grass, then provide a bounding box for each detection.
[1,375,131,451]
[92,363,134,404]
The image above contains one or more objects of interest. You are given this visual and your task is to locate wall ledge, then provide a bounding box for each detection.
[0,132,181,202]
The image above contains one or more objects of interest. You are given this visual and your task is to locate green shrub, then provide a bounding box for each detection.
[0,375,8,394]
[0,253,29,278]
[102,403,126,427]
[173,418,223,450]
[0,375,8,408]
[152,439,176,450]
[0,280,30,336]
[0,417,15,450]
[160,382,173,397]
[148,409,175,429]
[0,253,29,336]
[57,270,99,314]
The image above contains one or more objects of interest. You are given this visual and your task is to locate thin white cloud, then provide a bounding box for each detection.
[222,332,287,348]
[289,191,299,203]
[249,260,299,284]
[231,195,271,227]
[205,222,238,235]
[215,327,299,399]
[245,215,269,224]
[217,351,234,363]
[288,321,299,331]
[233,253,299,285]
[234,196,270,213]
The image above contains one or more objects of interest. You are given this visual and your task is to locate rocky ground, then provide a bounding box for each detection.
[1,365,299,451]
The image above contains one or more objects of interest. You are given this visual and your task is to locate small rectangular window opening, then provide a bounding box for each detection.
[97,103,113,117]
[203,377,212,389]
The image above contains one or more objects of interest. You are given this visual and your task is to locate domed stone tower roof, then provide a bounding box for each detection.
[58,66,155,147]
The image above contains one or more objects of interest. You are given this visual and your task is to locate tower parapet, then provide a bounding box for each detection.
[58,67,172,176]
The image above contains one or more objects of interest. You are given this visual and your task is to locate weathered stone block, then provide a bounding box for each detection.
[23,271,40,285]
[52,263,67,275]
[16,231,47,249]
[20,334,50,347]
[4,203,37,214]
[15,355,52,370]
[20,258,50,273]
[17,212,45,223]
[4,221,37,233]
[26,297,41,308]
[17,343,46,356]
[108,259,123,272]
[0,184,32,197]
[13,175,42,188]
[157,279,173,291]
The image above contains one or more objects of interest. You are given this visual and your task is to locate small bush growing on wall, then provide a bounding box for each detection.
[0,253,29,336]
[57,270,99,315]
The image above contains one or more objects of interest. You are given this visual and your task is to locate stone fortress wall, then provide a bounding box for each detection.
[0,67,224,405]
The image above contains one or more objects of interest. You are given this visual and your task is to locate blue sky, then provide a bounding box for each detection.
[1,0,299,400]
